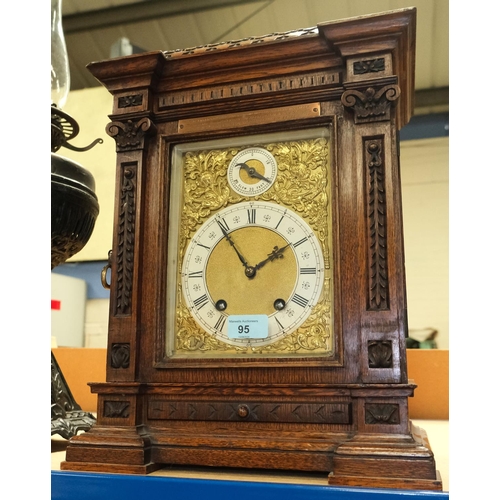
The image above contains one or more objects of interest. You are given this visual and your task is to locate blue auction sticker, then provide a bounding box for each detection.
[227,315,269,339]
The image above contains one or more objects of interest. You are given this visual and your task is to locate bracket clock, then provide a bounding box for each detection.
[61,8,442,490]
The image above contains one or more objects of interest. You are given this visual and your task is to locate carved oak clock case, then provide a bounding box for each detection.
[61,8,442,490]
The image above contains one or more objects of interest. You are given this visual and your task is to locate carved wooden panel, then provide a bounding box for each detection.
[364,138,389,311]
[110,343,131,369]
[103,401,130,418]
[113,162,137,316]
[162,27,319,59]
[158,70,340,110]
[149,400,351,424]
[368,340,393,368]
[118,94,144,108]
[353,58,385,75]
[365,403,400,424]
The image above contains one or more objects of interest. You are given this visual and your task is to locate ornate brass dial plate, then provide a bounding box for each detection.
[167,128,335,358]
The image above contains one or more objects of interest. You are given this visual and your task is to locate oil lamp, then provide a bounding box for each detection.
[51,0,101,438]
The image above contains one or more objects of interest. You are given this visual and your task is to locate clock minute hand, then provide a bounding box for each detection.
[219,224,252,270]
[236,162,272,183]
[254,243,291,271]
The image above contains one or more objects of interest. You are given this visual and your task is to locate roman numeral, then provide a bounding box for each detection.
[196,242,210,250]
[193,294,209,310]
[216,218,230,233]
[291,294,308,308]
[247,208,256,224]
[214,315,226,332]
[188,271,203,278]
[300,268,317,275]
[275,215,284,229]
[293,237,308,248]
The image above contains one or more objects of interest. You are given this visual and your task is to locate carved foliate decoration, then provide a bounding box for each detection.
[341,85,400,123]
[174,137,333,355]
[368,340,393,368]
[110,343,131,368]
[365,139,389,310]
[115,164,136,316]
[163,27,318,59]
[106,117,156,152]
[118,94,143,108]
[149,400,351,424]
[103,401,130,418]
[51,211,97,269]
[353,58,385,74]
[365,403,400,424]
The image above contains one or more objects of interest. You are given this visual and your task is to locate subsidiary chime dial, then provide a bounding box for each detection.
[227,147,278,196]
[181,201,325,347]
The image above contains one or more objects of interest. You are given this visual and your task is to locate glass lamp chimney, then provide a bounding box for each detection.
[51,0,70,108]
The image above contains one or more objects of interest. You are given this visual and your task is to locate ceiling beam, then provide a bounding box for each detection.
[63,0,268,34]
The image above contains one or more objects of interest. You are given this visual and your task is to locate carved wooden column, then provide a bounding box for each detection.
[63,57,165,474]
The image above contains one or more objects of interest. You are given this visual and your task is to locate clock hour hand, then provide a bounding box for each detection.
[236,162,272,183]
[254,243,291,271]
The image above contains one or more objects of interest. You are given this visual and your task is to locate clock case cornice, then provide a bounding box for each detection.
[87,8,415,129]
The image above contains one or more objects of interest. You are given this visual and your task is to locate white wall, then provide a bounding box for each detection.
[58,87,115,262]
[400,138,449,348]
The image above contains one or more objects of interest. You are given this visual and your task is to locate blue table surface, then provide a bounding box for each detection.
[52,470,449,500]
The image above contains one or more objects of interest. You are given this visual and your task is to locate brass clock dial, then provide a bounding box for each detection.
[227,147,278,196]
[181,201,324,347]
[168,128,334,358]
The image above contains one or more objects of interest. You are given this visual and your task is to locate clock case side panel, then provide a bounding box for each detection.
[337,116,409,386]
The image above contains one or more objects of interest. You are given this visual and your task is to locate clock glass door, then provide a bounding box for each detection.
[166,127,336,359]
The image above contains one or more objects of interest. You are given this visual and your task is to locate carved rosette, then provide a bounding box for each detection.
[368,340,393,368]
[365,139,389,311]
[110,343,131,369]
[341,85,400,123]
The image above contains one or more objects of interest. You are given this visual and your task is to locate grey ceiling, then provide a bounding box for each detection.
[61,0,449,108]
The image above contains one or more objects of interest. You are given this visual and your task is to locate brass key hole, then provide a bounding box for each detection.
[238,405,249,418]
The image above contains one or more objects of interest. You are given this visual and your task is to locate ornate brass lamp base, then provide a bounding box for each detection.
[51,103,101,439]
[51,352,96,439]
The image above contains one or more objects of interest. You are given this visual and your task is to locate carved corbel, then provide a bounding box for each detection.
[106,116,157,152]
[341,84,400,123]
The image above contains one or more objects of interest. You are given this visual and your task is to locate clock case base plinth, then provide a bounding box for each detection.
[61,424,162,475]
[61,383,441,490]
